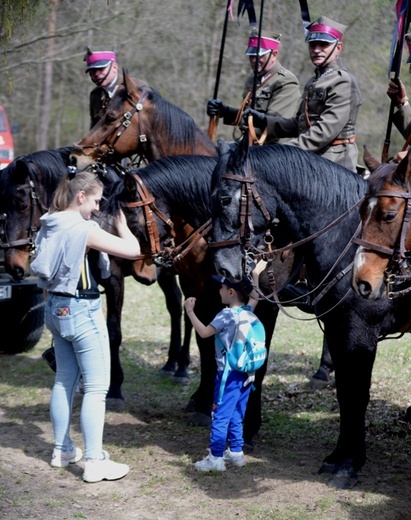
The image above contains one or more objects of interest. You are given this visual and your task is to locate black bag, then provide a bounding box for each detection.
[42,343,56,372]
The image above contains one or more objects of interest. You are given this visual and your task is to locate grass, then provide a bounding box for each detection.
[1,276,411,519]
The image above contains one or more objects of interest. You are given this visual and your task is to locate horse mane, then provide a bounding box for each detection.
[104,155,216,220]
[137,85,214,154]
[0,146,73,209]
[212,140,367,210]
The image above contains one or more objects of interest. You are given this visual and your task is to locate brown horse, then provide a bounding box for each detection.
[69,68,218,387]
[69,69,216,171]
[352,149,411,302]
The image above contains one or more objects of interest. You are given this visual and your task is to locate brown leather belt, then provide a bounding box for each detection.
[330,136,357,146]
[49,291,100,300]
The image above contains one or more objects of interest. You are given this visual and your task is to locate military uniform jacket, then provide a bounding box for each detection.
[223,61,300,144]
[393,103,411,140]
[268,60,362,171]
[89,75,123,128]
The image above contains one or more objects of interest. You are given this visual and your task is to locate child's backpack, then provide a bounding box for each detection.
[216,306,267,405]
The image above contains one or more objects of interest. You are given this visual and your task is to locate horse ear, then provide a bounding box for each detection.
[12,160,31,185]
[230,133,250,173]
[122,68,137,99]
[362,144,380,173]
[124,171,138,198]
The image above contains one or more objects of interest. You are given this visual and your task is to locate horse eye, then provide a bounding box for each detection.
[105,113,118,123]
[221,196,231,207]
[383,212,397,223]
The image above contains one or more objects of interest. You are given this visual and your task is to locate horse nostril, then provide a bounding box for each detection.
[69,155,78,167]
[357,280,372,299]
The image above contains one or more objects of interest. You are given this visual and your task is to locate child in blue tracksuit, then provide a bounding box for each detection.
[184,261,265,472]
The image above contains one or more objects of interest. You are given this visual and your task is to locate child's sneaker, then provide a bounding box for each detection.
[83,451,129,483]
[223,448,246,467]
[195,453,226,472]
[51,446,83,468]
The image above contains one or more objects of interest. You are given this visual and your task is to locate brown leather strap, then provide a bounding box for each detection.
[304,95,311,128]
[401,132,411,152]
[233,71,278,128]
[330,136,357,146]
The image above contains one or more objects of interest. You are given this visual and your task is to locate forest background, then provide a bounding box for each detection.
[0,0,407,162]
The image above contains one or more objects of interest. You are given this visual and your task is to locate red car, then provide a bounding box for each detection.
[0,105,14,169]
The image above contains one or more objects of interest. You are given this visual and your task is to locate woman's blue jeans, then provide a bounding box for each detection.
[45,294,110,460]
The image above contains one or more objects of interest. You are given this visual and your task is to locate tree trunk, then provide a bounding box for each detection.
[36,0,58,151]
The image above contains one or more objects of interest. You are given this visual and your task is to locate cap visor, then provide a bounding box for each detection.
[306,33,338,43]
[245,46,271,56]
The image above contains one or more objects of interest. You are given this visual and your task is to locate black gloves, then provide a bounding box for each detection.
[207,98,228,118]
[387,77,408,108]
[243,108,267,130]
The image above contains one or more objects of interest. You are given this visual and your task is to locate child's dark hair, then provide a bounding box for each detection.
[50,171,104,213]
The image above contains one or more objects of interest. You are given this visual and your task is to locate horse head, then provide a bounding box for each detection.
[69,69,154,170]
[70,69,216,171]
[210,137,253,282]
[210,136,284,286]
[352,149,411,300]
[1,158,50,280]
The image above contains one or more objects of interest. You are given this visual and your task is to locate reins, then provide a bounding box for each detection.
[120,172,212,265]
[209,166,365,319]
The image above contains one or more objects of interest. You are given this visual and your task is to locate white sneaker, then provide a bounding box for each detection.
[51,446,83,468]
[194,453,226,472]
[223,448,246,467]
[83,452,129,483]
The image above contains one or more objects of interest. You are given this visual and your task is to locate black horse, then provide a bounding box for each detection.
[209,137,411,488]
[0,147,190,408]
[102,153,322,440]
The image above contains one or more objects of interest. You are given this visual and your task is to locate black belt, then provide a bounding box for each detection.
[49,291,100,300]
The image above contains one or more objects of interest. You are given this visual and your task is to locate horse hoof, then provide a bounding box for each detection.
[243,440,254,454]
[174,375,190,385]
[174,367,189,384]
[188,412,211,427]
[327,473,358,489]
[318,462,337,474]
[106,397,125,412]
[309,376,333,390]
[160,361,176,376]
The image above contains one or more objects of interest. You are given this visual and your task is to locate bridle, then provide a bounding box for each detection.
[0,167,48,253]
[209,167,272,251]
[209,167,364,314]
[72,88,151,165]
[352,185,411,299]
[120,172,212,267]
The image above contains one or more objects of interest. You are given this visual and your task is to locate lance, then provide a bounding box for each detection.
[382,0,411,161]
[208,0,232,142]
[249,0,265,109]
[298,0,311,38]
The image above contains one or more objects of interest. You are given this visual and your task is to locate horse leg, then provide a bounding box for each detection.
[243,299,278,449]
[157,268,190,380]
[309,335,335,389]
[102,260,126,411]
[319,321,377,489]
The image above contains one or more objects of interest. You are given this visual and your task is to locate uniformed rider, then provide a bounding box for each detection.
[206,28,301,144]
[386,33,411,162]
[244,16,362,172]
